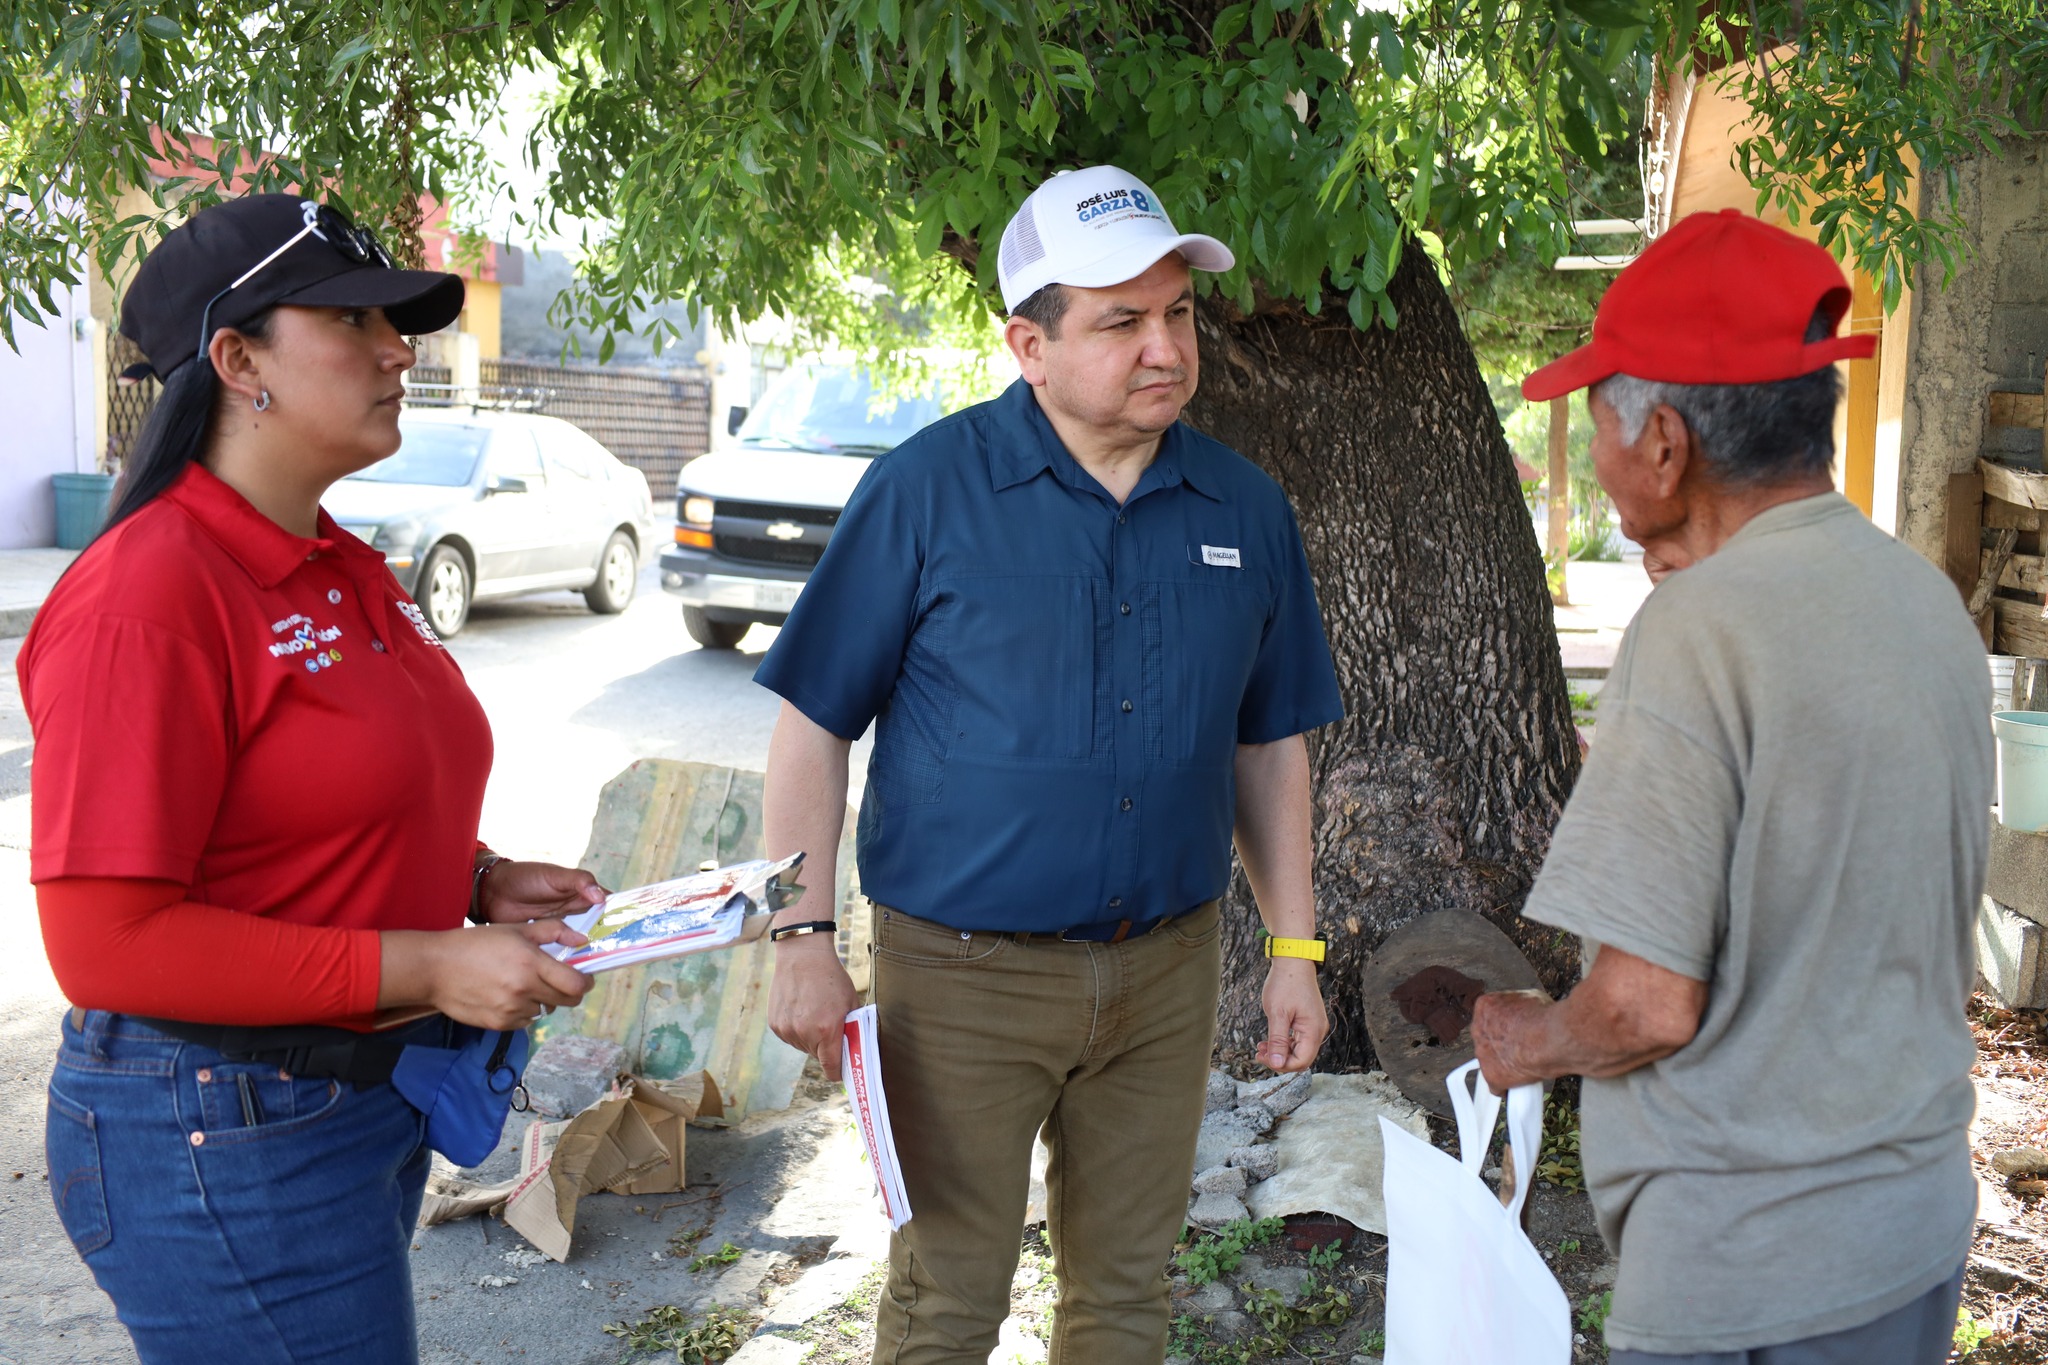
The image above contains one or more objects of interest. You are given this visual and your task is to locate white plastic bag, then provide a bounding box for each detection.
[1379,1059,1572,1365]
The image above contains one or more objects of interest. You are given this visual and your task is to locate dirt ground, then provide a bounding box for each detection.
[1963,993,2048,1363]
[624,999,2048,1364]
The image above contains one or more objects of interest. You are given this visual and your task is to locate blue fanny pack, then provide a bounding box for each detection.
[137,1015,532,1167]
[389,1025,531,1167]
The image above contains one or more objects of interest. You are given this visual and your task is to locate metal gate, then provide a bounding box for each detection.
[478,359,712,499]
[105,332,161,472]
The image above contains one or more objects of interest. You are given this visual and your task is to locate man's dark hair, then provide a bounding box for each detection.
[1010,283,1070,340]
[1593,306,1844,487]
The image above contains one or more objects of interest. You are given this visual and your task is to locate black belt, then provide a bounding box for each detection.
[1009,914,1178,944]
[124,1014,422,1086]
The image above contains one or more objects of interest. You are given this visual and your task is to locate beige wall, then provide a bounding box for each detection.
[457,278,502,359]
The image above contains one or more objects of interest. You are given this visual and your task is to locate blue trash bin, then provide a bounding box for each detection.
[52,472,116,550]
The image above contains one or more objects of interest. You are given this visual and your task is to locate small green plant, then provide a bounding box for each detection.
[1545,549,1569,601]
[1557,1238,1581,1254]
[1358,1329,1387,1354]
[1578,1290,1612,1337]
[666,1224,710,1258]
[687,1241,743,1273]
[1304,1239,1344,1274]
[602,1304,753,1362]
[1169,1312,1209,1359]
[1244,1281,1351,1342]
[1955,1305,1996,1357]
[1566,686,1599,722]
[1538,1094,1586,1193]
[1174,1216,1284,1286]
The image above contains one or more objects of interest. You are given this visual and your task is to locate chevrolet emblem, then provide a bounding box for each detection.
[763,521,805,541]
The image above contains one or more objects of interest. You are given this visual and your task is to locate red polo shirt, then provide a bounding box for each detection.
[20,462,493,1022]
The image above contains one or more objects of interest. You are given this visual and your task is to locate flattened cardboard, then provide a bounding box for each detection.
[502,1072,723,1262]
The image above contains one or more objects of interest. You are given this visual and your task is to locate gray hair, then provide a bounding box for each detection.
[1590,307,1844,487]
[1010,282,1070,339]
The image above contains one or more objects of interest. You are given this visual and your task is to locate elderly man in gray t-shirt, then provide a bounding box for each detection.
[1473,210,1991,1365]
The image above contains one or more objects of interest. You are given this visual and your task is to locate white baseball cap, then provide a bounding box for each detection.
[996,165,1236,313]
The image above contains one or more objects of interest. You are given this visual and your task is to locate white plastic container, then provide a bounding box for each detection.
[1993,710,2048,831]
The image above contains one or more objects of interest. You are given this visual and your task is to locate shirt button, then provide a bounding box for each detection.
[1120,797,1133,811]
[1121,699,1133,713]
[327,589,343,605]
[305,552,318,561]
[372,640,387,652]
[1108,897,1124,909]
[1116,514,1127,525]
[1120,602,1131,615]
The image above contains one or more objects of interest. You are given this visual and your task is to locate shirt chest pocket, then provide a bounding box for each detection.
[1141,578,1270,764]
[942,574,1098,761]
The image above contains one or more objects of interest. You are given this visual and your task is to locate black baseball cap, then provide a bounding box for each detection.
[118,193,466,380]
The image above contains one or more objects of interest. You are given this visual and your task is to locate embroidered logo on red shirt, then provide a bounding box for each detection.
[268,612,346,673]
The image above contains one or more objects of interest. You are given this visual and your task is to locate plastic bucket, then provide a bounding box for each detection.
[51,472,115,550]
[1994,710,2048,831]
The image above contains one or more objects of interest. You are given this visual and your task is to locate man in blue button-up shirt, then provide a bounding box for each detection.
[757,165,1345,1364]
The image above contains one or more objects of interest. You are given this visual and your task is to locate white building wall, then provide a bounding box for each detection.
[0,282,97,548]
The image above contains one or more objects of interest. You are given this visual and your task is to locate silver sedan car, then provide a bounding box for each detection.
[324,409,657,637]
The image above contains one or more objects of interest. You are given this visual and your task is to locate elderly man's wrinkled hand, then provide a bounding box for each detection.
[1470,989,1556,1092]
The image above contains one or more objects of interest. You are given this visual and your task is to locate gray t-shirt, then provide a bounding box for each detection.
[1524,493,1991,1354]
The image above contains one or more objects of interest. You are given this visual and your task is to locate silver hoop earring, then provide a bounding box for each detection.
[253,390,272,413]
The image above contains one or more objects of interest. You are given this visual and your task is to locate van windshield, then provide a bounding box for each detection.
[737,367,942,455]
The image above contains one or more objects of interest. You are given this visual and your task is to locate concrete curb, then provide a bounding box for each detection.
[737,1225,888,1360]
[0,605,38,639]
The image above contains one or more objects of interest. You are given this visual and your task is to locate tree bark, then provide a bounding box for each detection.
[1184,239,1583,1073]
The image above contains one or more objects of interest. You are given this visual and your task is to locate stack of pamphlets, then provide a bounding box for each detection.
[842,1004,911,1229]
[546,853,803,974]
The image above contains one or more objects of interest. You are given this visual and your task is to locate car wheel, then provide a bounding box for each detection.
[683,606,750,650]
[419,545,472,638]
[583,532,638,615]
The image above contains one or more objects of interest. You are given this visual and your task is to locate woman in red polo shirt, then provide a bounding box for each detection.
[22,195,600,1364]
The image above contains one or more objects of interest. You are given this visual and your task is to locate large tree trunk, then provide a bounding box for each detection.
[1184,240,1583,1072]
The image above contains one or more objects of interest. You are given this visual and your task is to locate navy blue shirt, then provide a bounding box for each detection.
[755,379,1343,932]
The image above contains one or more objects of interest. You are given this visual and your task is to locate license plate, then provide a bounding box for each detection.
[754,582,801,613]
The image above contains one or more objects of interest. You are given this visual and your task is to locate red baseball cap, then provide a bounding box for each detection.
[1522,210,1876,402]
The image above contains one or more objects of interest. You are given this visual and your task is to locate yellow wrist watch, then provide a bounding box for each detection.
[1262,934,1326,965]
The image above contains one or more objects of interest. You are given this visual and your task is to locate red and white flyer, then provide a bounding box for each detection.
[841,1004,911,1230]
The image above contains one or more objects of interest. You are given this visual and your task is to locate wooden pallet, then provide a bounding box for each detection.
[1947,367,2048,653]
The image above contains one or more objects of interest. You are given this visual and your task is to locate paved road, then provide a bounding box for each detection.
[0,561,877,1365]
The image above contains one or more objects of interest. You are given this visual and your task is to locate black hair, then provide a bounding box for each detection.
[1593,306,1845,487]
[1010,283,1070,340]
[99,310,275,539]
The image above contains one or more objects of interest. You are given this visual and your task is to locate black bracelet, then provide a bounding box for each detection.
[468,853,507,925]
[768,919,838,943]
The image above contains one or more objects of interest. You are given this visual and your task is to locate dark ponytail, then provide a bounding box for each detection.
[98,310,275,540]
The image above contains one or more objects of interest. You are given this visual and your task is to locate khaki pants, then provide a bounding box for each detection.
[869,903,1222,1365]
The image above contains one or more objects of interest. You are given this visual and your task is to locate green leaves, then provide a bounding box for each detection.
[0,0,2038,363]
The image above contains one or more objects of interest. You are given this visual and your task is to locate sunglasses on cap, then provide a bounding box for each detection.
[195,201,397,361]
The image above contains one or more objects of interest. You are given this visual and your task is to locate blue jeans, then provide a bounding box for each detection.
[46,1010,436,1364]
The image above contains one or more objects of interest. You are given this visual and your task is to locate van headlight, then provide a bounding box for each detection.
[681,495,715,529]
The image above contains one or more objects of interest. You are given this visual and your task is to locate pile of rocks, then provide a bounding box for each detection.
[1187,1070,1313,1229]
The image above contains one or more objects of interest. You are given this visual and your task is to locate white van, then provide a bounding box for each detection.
[659,364,947,648]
